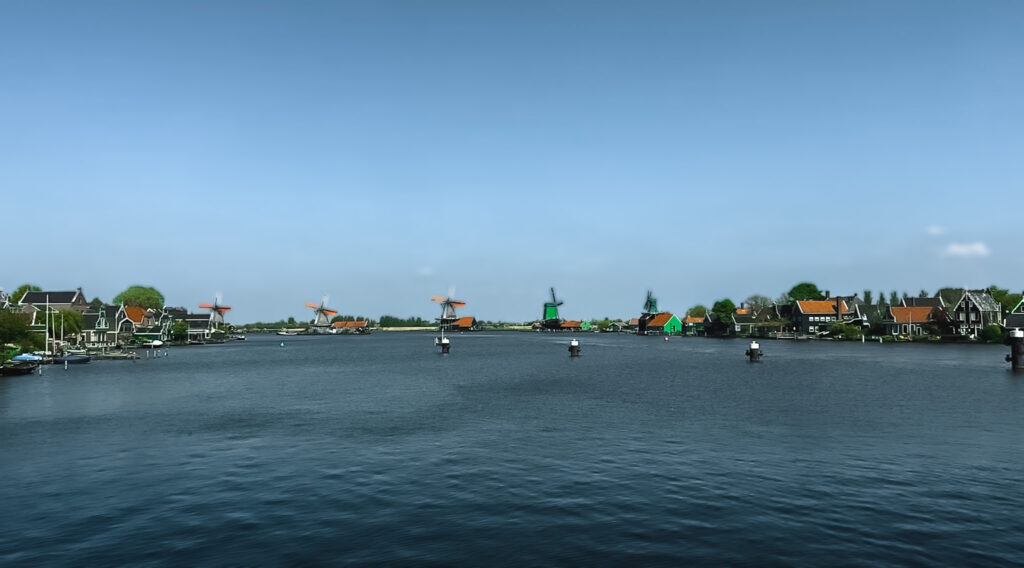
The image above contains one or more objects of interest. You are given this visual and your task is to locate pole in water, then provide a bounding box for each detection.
[1006,329,1024,371]
[436,336,450,354]
[64,360,68,370]
[568,338,581,357]
[745,340,762,362]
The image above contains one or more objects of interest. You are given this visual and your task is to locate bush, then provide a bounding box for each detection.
[981,324,1003,344]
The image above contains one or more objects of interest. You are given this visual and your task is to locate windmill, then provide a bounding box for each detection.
[306,295,338,332]
[199,295,231,328]
[638,290,659,335]
[643,290,659,314]
[541,287,564,330]
[431,287,466,332]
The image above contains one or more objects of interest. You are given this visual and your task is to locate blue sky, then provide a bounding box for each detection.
[2,1,1022,323]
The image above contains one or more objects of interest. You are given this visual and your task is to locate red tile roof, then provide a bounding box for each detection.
[683,315,704,324]
[124,306,145,324]
[628,318,640,326]
[891,306,933,324]
[735,308,750,315]
[648,312,676,326]
[332,320,368,328]
[453,316,475,327]
[797,300,848,314]
[561,320,583,328]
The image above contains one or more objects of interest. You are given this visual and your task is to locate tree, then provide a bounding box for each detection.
[876,291,885,307]
[113,285,165,309]
[889,291,900,306]
[989,285,1022,315]
[709,299,736,336]
[788,282,824,302]
[687,305,707,318]
[170,321,189,342]
[46,310,83,339]
[863,290,873,305]
[89,297,104,310]
[0,311,43,354]
[11,283,41,303]
[744,294,772,309]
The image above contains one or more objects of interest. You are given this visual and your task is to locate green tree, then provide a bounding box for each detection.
[89,297,104,310]
[709,299,736,336]
[687,305,708,318]
[170,320,189,342]
[863,290,873,305]
[11,283,41,303]
[788,282,824,301]
[0,311,43,354]
[46,310,83,339]
[113,285,165,309]
[989,285,1022,315]
[889,291,900,306]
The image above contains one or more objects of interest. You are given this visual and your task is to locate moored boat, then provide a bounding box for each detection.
[1,361,39,376]
[53,354,91,364]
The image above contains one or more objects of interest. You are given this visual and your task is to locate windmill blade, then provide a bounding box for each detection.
[550,288,557,303]
[216,306,232,312]
[323,309,338,316]
[451,301,466,308]
[431,295,447,303]
[199,302,214,309]
[306,302,321,310]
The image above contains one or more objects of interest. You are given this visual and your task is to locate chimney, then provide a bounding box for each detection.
[825,290,830,299]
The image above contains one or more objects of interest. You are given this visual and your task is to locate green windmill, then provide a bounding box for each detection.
[638,290,659,335]
[541,288,564,330]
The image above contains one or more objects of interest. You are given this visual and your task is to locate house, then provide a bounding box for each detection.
[332,320,370,334]
[560,320,584,331]
[644,313,682,335]
[451,316,477,331]
[18,287,90,314]
[732,306,758,336]
[950,289,1002,337]
[682,314,706,336]
[1004,295,1024,330]
[793,299,856,335]
[886,306,943,336]
[81,305,118,346]
[0,289,9,310]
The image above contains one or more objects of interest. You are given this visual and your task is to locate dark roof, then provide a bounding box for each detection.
[1006,313,1024,329]
[21,290,80,304]
[903,296,944,308]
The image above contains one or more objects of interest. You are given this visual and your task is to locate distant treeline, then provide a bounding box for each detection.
[378,315,433,327]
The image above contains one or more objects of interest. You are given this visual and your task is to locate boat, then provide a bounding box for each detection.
[53,354,91,364]
[1,361,39,376]
[276,331,297,336]
[12,353,44,362]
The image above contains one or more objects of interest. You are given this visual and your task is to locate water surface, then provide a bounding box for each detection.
[2,334,1022,565]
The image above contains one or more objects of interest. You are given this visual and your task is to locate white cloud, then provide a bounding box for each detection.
[926,225,946,236]
[942,241,991,258]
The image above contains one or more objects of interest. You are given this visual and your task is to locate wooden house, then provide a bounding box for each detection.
[793,299,856,335]
[644,313,682,335]
[886,306,944,336]
[19,287,90,314]
[950,289,1001,337]
[1004,295,1024,330]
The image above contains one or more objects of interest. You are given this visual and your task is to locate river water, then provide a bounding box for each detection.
[1,333,1022,565]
